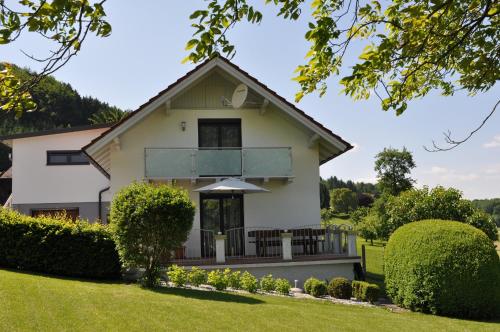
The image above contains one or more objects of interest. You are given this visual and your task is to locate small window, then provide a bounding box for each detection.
[32,208,79,221]
[47,151,89,165]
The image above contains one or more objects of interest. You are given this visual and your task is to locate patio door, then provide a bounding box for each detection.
[200,194,244,257]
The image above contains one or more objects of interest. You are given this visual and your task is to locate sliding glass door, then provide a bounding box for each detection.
[200,194,244,257]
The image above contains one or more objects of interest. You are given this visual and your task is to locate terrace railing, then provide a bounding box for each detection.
[144,147,293,179]
[172,224,356,264]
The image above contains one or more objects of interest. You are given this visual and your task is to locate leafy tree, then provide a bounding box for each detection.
[319,181,330,209]
[356,214,380,245]
[350,206,370,225]
[374,147,416,195]
[89,108,128,125]
[385,186,498,240]
[357,192,375,207]
[187,0,500,148]
[330,188,358,213]
[110,182,195,287]
[322,176,379,196]
[0,1,111,114]
[472,198,500,226]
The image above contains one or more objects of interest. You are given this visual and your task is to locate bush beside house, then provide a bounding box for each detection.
[0,208,120,279]
[385,220,500,319]
[110,182,195,287]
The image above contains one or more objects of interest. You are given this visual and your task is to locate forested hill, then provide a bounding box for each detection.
[0,65,125,171]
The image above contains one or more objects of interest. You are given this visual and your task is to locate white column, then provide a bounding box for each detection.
[347,231,357,256]
[281,232,293,260]
[214,233,226,263]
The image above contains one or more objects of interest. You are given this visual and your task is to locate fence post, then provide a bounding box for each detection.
[214,233,227,263]
[281,231,293,260]
[361,244,367,276]
[347,230,357,256]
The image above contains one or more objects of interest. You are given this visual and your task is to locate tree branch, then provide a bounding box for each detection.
[424,98,500,152]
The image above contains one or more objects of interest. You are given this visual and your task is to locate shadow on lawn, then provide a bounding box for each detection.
[149,287,264,304]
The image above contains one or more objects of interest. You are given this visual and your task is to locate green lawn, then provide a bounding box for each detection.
[0,269,498,331]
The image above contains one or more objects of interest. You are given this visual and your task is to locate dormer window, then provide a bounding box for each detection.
[47,150,89,166]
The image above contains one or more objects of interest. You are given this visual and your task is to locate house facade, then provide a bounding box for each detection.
[3,57,360,283]
[2,125,111,222]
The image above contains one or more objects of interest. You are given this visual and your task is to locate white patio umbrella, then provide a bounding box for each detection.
[193,177,270,194]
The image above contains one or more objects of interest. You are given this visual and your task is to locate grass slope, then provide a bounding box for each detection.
[0,269,498,331]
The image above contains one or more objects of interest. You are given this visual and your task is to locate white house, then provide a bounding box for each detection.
[2,124,111,221]
[2,57,360,283]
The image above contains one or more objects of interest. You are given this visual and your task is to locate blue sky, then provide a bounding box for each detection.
[3,1,499,198]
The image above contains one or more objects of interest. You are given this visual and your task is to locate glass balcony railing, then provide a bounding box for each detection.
[145,147,292,179]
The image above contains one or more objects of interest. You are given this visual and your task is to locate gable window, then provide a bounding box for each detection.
[47,150,89,165]
[198,119,241,148]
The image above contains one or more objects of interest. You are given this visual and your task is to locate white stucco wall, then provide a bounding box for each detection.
[12,128,110,205]
[109,106,321,234]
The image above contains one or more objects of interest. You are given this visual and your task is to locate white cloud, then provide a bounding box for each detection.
[429,166,448,175]
[425,166,479,182]
[483,135,500,148]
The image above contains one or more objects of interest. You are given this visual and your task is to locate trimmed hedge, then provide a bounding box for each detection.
[304,277,328,297]
[0,208,120,279]
[385,220,500,319]
[352,281,380,303]
[327,277,352,299]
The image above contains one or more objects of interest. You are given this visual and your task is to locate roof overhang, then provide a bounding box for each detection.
[84,57,353,166]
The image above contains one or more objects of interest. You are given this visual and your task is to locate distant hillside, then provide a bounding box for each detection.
[0,65,125,171]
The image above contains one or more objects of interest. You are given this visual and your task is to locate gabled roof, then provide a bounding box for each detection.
[0,123,111,141]
[84,56,353,166]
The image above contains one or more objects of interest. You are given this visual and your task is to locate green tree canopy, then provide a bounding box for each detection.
[186,0,500,148]
[385,186,498,240]
[330,188,358,213]
[110,182,195,287]
[0,0,111,114]
[374,147,416,195]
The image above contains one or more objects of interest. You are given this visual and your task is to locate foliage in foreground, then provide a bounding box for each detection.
[385,220,500,319]
[3,269,499,332]
[0,208,120,279]
[110,183,195,287]
[187,1,499,120]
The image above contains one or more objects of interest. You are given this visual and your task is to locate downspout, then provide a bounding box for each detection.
[98,186,110,222]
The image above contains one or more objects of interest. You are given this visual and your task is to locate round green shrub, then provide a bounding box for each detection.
[274,278,291,295]
[362,283,380,304]
[188,267,206,287]
[207,269,228,291]
[352,281,380,303]
[327,277,352,299]
[385,220,500,319]
[260,274,276,292]
[240,271,258,293]
[223,269,241,289]
[167,265,188,287]
[303,277,316,294]
[309,279,328,297]
[110,182,195,287]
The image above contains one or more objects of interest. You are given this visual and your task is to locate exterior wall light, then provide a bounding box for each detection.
[180,121,186,131]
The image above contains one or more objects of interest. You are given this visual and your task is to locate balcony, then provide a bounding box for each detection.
[144,147,292,179]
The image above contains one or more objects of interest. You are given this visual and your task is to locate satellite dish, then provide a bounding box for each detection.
[231,84,248,109]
